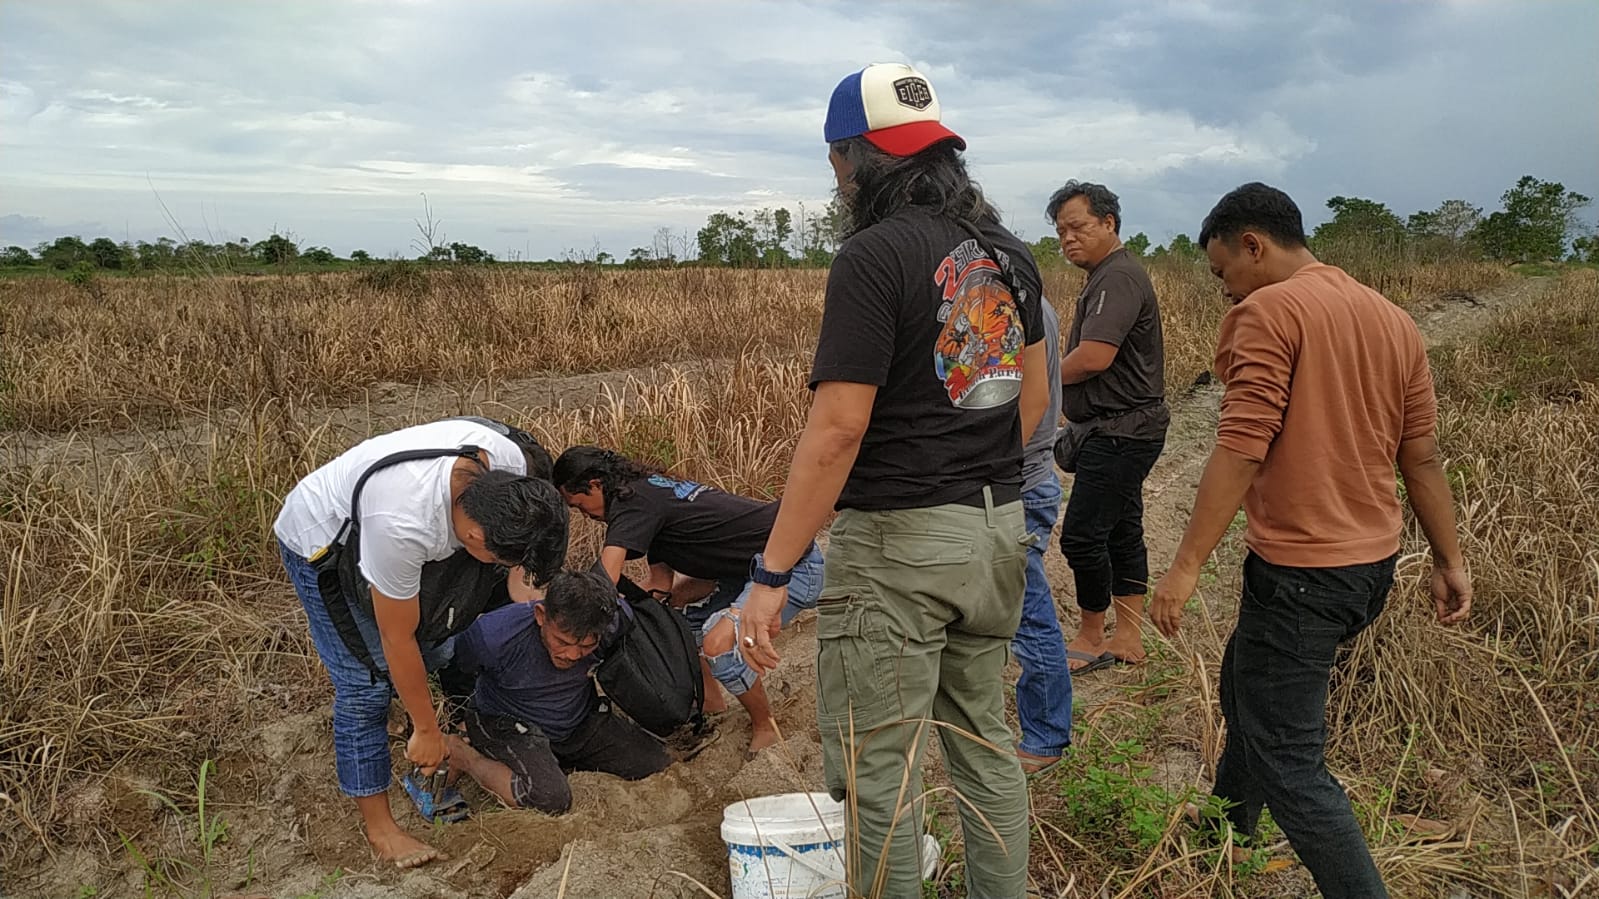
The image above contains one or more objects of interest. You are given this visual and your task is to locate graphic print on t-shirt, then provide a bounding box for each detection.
[933,238,1025,409]
[647,474,708,502]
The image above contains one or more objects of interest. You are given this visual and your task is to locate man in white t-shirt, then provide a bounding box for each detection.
[274,418,567,869]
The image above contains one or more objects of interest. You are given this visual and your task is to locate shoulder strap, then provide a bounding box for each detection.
[954,218,1022,299]
[349,445,485,522]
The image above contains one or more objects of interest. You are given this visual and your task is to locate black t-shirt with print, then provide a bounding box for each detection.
[603,475,778,581]
[810,208,1046,512]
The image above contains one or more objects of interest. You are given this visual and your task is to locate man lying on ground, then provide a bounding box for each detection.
[444,569,671,814]
[552,446,824,757]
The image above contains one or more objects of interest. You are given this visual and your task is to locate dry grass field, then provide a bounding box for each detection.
[3,256,1595,898]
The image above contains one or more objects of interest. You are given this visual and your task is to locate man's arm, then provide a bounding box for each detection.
[370,589,448,771]
[1397,435,1472,624]
[1150,447,1260,637]
[596,545,628,586]
[740,381,876,671]
[1060,339,1119,385]
[1019,340,1049,441]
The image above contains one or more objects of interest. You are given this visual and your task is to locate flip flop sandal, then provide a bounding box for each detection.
[1066,649,1118,674]
[1017,751,1063,780]
[401,768,471,824]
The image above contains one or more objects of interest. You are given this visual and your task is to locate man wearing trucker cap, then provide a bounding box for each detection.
[737,63,1049,897]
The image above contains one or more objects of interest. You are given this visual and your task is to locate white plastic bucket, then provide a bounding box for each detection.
[721,793,939,899]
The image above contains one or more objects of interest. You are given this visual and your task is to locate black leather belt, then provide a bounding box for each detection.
[951,483,1021,509]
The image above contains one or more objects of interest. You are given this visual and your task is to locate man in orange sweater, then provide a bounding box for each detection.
[1152,183,1472,898]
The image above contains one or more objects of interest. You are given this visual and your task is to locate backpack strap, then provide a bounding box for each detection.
[349,445,485,521]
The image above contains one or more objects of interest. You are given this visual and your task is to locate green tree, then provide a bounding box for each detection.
[1473,175,1593,263]
[252,234,299,265]
[1,245,35,266]
[1166,233,1202,261]
[38,236,90,270]
[448,242,492,264]
[350,249,372,263]
[134,238,177,270]
[88,237,127,269]
[301,246,338,264]
[1124,232,1150,257]
[697,211,760,267]
[1571,234,1599,264]
[1407,199,1483,259]
[796,199,844,266]
[1311,196,1406,249]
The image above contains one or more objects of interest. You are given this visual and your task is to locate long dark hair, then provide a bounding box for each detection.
[551,446,656,511]
[829,137,998,237]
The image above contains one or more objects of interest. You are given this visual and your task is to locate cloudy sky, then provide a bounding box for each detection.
[2,1,1595,259]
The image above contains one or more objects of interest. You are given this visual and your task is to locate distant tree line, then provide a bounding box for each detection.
[1025,174,1595,269]
[5,175,1589,276]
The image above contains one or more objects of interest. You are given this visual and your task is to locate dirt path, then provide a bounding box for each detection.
[11,276,1550,899]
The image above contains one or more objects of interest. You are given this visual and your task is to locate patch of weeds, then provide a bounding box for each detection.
[1052,736,1187,860]
[355,259,430,299]
[619,414,679,470]
[159,471,267,580]
[120,759,229,898]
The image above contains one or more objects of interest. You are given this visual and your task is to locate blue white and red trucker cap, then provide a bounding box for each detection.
[824,62,965,157]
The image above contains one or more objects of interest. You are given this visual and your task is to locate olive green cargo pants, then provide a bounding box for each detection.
[816,491,1030,898]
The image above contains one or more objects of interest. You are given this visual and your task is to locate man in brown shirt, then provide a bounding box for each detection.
[1151,183,1472,898]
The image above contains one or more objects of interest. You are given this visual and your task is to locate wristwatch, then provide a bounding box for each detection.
[749,553,793,588]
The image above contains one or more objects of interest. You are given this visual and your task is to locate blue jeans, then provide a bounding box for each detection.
[280,541,454,798]
[688,545,825,695]
[1010,473,1074,757]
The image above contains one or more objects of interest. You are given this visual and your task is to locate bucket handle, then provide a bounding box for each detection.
[767,838,846,886]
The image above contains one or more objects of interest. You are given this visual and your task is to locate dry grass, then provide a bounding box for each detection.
[1,256,1556,899]
[2,256,1505,432]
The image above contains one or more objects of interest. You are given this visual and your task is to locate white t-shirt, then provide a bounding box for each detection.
[274,420,527,599]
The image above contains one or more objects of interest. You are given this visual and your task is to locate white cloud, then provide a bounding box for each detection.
[0,0,1592,256]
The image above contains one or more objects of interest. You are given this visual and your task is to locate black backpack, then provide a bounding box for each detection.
[594,573,707,737]
[313,446,511,680]
[448,416,553,480]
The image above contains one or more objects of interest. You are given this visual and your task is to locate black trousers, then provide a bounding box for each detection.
[465,701,670,814]
[1058,434,1164,612]
[1213,552,1397,899]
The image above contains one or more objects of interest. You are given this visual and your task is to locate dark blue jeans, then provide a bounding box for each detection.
[1011,472,1074,757]
[1058,434,1164,612]
[1213,552,1397,899]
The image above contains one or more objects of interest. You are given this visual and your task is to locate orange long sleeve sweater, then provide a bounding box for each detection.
[1214,263,1437,568]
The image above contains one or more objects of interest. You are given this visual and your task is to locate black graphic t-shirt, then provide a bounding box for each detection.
[810,208,1046,511]
[603,475,778,581]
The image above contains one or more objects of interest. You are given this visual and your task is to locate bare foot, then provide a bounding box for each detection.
[368,828,447,869]
[1066,635,1106,671]
[1105,633,1146,664]
[747,723,780,757]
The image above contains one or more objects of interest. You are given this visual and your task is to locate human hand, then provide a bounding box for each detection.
[507,566,544,604]
[1432,564,1472,625]
[739,584,788,674]
[1151,562,1200,638]
[407,723,450,775]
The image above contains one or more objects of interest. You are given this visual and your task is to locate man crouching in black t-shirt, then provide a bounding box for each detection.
[552,446,826,757]
[442,570,670,814]
[735,63,1050,897]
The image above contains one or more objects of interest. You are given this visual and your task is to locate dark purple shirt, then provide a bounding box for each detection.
[453,602,614,742]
